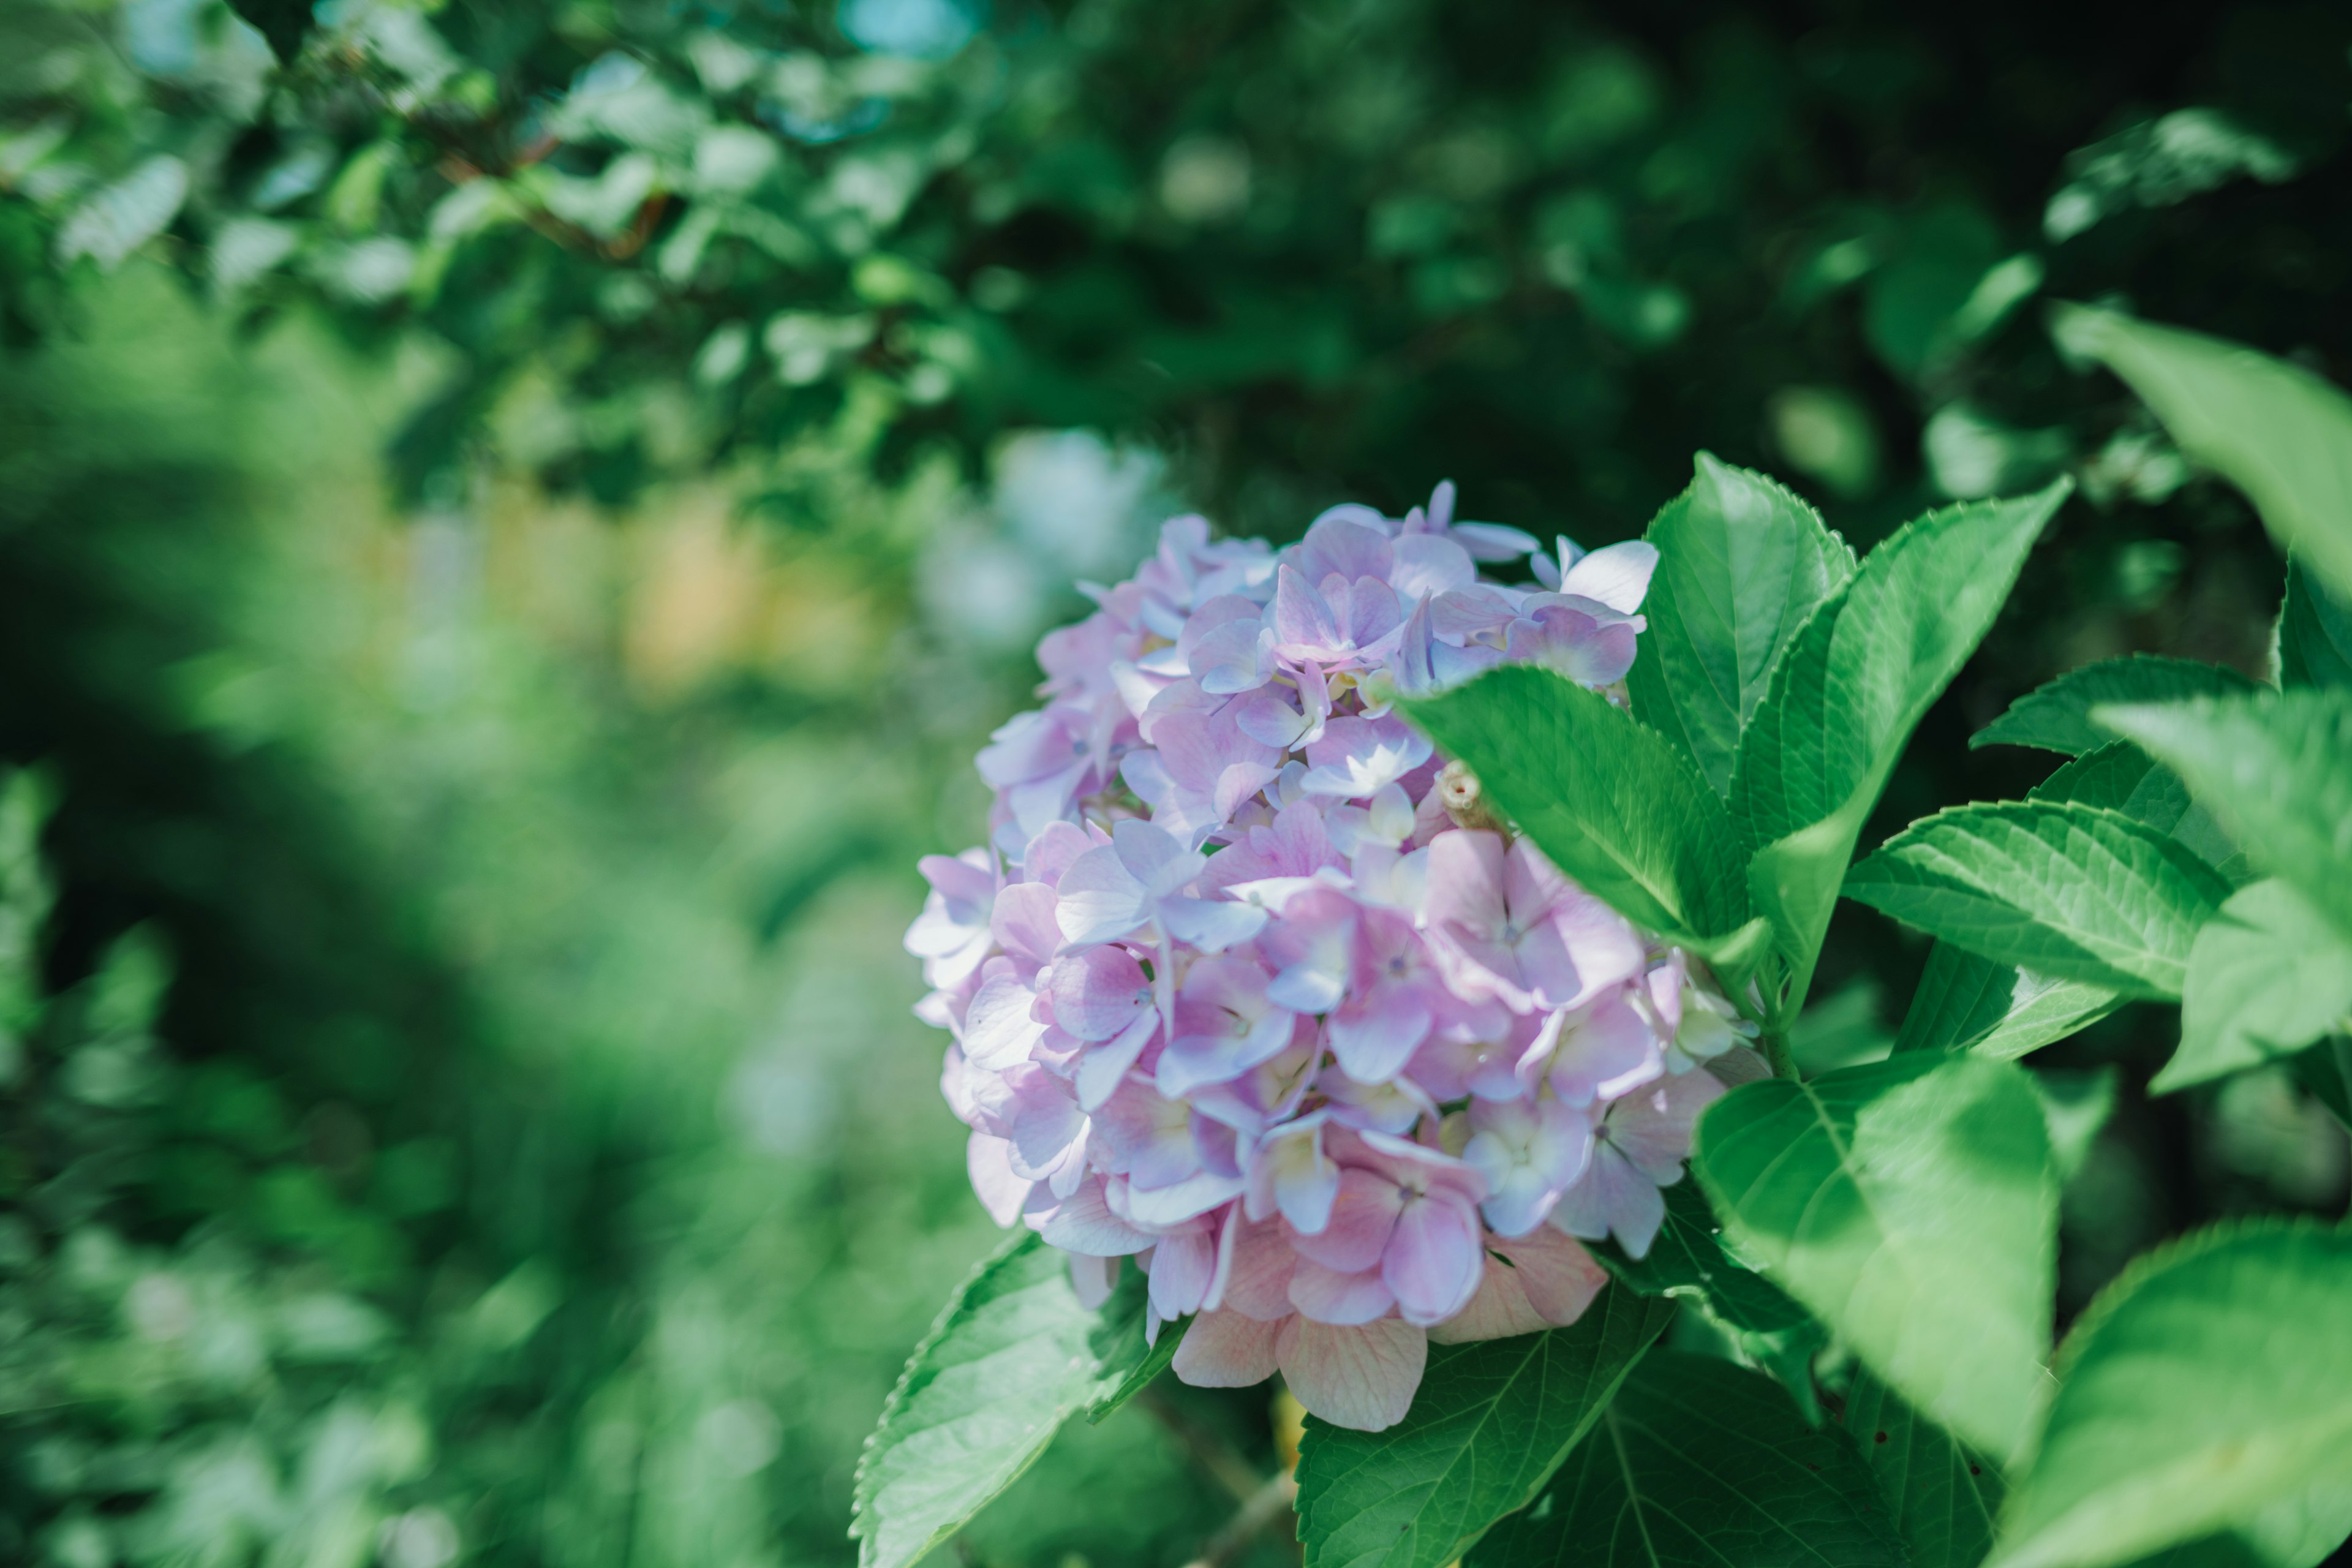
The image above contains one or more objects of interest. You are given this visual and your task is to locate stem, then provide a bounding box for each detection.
[1760,1028,1798,1081]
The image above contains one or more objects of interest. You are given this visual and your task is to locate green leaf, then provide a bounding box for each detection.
[2277,560,2352,690]
[1694,1053,2057,1463]
[1844,1366,2005,1568]
[852,1233,1133,1568]
[1085,1292,1188,1423]
[1972,657,2259,757]
[1733,481,2070,1008]
[1989,1223,2352,1568]
[2161,878,2352,1093]
[2032,1068,2117,1185]
[1627,453,1858,795]
[1844,801,2232,999]
[2051,304,2352,601]
[2291,1036,2352,1131]
[1891,941,2121,1061]
[1589,1182,1810,1334]
[2095,689,2352,946]
[2029,742,2242,882]
[1406,666,1750,944]
[1295,1289,1676,1568]
[1468,1351,1905,1568]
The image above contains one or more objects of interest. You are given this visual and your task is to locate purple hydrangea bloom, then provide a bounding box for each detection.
[907,480,1761,1430]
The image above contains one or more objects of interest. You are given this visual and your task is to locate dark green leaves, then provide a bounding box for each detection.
[1845,1368,2005,1568]
[1628,454,1858,796]
[1845,801,2231,998]
[2096,690,2352,945]
[2052,305,2352,600]
[1989,1224,2352,1568]
[1296,1290,1675,1568]
[853,1234,1139,1568]
[2164,879,2352,1093]
[1407,666,1750,947]
[1892,941,2121,1060]
[2277,561,2352,690]
[1973,657,2258,757]
[1732,481,2070,1000]
[1469,1352,1905,1568]
[1695,1054,2057,1461]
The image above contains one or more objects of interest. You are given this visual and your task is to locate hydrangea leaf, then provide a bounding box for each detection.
[1732,481,2070,1008]
[1406,666,1750,948]
[1588,1181,1809,1334]
[1693,1052,2057,1463]
[2160,878,2352,1093]
[1843,1366,2005,1568]
[1466,1351,1905,1568]
[1296,1289,1676,1568]
[2094,689,2352,947]
[2292,1037,2352,1132]
[1989,1223,2352,1568]
[2277,560,2352,690]
[1891,941,2122,1061]
[1627,453,1857,796]
[1085,1281,1189,1423]
[2028,741,2242,880]
[2051,304,2352,601]
[1844,802,2231,1000]
[853,1232,1132,1568]
[1971,656,2258,757]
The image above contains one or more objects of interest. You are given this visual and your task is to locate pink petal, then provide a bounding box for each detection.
[1426,1253,1553,1344]
[1327,986,1433,1084]
[1558,539,1658,614]
[1069,1253,1120,1310]
[1036,1177,1157,1256]
[1424,830,1508,938]
[1172,1309,1284,1388]
[1219,1216,1300,1319]
[1497,1227,1609,1324]
[1289,1259,1397,1325]
[1287,1167,1403,1272]
[1547,991,1665,1107]
[1382,1195,1486,1325]
[1149,1227,1219,1320]
[963,973,1047,1071]
[1276,1317,1427,1433]
[967,1133,1032,1227]
[1049,947,1152,1042]
[1549,1144,1667,1259]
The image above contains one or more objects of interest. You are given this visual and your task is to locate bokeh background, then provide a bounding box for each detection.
[2,0,2349,1563]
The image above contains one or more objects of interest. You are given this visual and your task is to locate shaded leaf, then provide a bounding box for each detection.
[1406,667,1750,947]
[1891,941,2120,1061]
[1972,657,2258,757]
[2096,689,2352,947]
[2052,304,2352,601]
[1469,1351,1905,1568]
[2292,1036,2352,1131]
[1989,1223,2352,1568]
[1296,1289,1675,1568]
[2162,878,2352,1093]
[1627,453,1857,795]
[1589,1181,1810,1334]
[1845,801,2231,999]
[2276,560,2352,691]
[1733,481,2070,1006]
[1844,1366,2005,1568]
[1694,1053,2057,1463]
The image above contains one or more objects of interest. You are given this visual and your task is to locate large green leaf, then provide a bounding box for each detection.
[2051,304,2352,600]
[1845,801,2231,999]
[1845,1366,2005,1568]
[1295,1289,1676,1568]
[2293,1036,2352,1131]
[1468,1351,1905,1568]
[2161,878,2352,1093]
[1627,453,1858,796]
[1694,1053,2057,1463]
[1892,942,2120,1060]
[2029,741,2242,881]
[1989,1223,2352,1568]
[852,1233,1142,1568]
[2277,560,2352,690]
[1589,1181,1809,1334]
[1972,657,2258,757]
[1732,481,2070,1008]
[1406,666,1751,946]
[2095,689,2352,946]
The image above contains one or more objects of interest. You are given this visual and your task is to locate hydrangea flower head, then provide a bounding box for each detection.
[907,483,1758,1430]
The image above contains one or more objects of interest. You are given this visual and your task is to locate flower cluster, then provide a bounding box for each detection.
[906,484,1760,1431]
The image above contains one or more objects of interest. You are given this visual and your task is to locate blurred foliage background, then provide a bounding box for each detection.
[1,0,2349,1562]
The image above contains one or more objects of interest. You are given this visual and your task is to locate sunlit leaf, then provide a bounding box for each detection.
[1628,453,1856,795]
[2161,878,2352,1093]
[1846,802,2229,998]
[1468,1352,1905,1568]
[1695,1053,2057,1462]
[1297,1289,1675,1568]
[1406,667,1750,948]
[1733,481,2070,1006]
[1972,656,2258,757]
[2051,305,2352,600]
[1989,1224,2352,1568]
